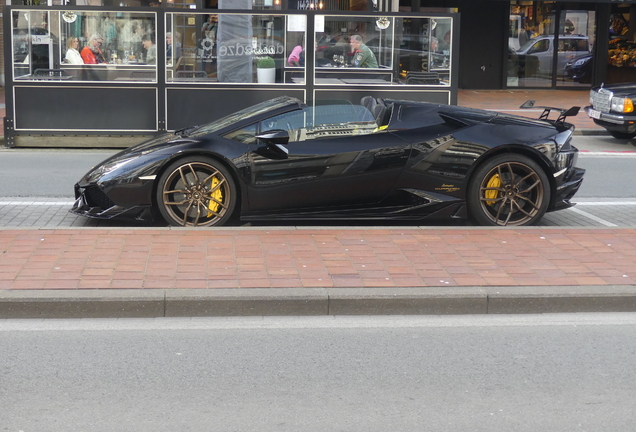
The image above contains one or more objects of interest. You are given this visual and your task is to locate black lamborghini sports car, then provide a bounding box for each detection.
[71,96,585,227]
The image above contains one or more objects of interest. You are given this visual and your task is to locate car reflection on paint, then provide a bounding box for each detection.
[565,53,593,83]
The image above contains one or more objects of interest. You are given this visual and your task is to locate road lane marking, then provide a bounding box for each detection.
[568,207,618,227]
[575,202,636,206]
[0,201,74,205]
[2,201,636,207]
[579,152,636,156]
[4,313,636,331]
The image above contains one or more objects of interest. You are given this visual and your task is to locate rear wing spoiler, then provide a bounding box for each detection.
[520,100,580,124]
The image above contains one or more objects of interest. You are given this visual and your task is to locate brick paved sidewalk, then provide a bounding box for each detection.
[1,227,635,291]
[458,89,600,132]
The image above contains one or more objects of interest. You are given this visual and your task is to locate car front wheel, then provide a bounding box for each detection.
[468,154,550,226]
[156,156,236,227]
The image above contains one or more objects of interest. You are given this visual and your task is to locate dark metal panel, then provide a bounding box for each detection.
[593,4,611,87]
[457,0,507,89]
[315,89,452,105]
[166,87,305,130]
[14,86,157,131]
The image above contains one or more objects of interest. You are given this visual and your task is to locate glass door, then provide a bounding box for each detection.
[556,8,595,87]
[507,1,556,88]
[507,1,595,89]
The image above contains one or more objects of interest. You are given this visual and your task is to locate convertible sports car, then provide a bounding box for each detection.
[71,96,585,227]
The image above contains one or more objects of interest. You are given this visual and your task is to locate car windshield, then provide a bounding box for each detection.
[186,96,302,138]
[518,37,544,53]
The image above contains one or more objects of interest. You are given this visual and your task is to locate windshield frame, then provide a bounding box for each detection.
[187,96,303,138]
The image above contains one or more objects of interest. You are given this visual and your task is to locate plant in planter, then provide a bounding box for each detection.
[256,56,276,83]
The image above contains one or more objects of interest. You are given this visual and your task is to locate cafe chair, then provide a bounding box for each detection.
[33,69,68,80]
[175,70,208,78]
[131,71,156,79]
[405,71,440,85]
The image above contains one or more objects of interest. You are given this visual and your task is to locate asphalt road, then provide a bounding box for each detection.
[0,148,116,198]
[1,314,636,432]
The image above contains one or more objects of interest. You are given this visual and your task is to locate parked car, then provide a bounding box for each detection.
[71,96,585,227]
[586,83,636,139]
[564,53,593,83]
[514,34,590,77]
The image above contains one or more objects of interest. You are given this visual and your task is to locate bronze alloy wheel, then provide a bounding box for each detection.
[468,154,550,226]
[157,157,236,227]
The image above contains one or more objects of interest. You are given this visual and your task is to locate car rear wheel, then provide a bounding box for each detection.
[156,156,236,227]
[610,131,636,140]
[468,154,550,226]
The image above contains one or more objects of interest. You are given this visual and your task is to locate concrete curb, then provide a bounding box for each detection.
[1,286,636,318]
[574,129,607,135]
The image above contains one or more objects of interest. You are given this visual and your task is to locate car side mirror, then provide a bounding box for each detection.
[256,129,290,155]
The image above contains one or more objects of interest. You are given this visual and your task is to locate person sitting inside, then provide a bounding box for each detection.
[287,44,303,67]
[81,34,105,64]
[166,32,181,65]
[142,34,157,65]
[349,34,378,68]
[65,37,84,65]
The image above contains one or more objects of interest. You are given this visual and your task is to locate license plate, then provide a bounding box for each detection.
[588,108,601,120]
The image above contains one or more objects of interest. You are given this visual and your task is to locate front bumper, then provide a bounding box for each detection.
[549,166,585,212]
[585,106,636,133]
[70,183,154,222]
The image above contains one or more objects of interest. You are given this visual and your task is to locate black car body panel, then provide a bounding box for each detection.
[72,96,585,226]
[565,54,592,83]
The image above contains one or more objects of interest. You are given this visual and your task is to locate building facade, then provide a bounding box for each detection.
[3,0,636,147]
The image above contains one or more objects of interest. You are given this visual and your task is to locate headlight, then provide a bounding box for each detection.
[573,58,588,67]
[611,97,635,113]
[589,90,594,106]
[90,155,141,179]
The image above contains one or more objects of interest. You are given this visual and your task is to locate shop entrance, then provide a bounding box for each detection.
[507,1,596,89]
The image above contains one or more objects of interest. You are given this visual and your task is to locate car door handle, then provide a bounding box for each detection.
[374,149,407,158]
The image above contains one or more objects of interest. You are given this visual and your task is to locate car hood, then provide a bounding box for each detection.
[599,83,636,97]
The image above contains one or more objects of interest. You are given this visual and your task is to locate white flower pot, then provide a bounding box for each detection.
[257,67,276,84]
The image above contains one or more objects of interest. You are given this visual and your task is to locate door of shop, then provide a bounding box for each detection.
[507,1,596,89]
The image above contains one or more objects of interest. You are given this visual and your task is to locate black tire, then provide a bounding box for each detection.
[156,156,237,227]
[610,131,636,140]
[467,154,550,226]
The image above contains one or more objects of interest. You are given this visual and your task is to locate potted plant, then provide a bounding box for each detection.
[256,56,276,84]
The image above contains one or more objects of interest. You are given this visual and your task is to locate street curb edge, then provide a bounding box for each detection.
[1,286,636,318]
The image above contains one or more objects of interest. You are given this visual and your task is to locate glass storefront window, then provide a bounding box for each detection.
[11,10,454,88]
[314,16,452,86]
[507,2,595,88]
[166,12,292,84]
[12,10,157,82]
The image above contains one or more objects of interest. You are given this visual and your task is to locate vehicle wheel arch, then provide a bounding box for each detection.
[464,145,557,210]
[150,150,244,222]
[464,147,554,226]
[465,145,555,194]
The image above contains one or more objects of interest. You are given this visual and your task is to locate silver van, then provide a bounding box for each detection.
[515,35,590,77]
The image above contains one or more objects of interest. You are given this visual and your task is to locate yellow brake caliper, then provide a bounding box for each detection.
[207,176,223,216]
[484,174,501,206]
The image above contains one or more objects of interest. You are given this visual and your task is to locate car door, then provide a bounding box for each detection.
[246,105,411,213]
[526,38,552,75]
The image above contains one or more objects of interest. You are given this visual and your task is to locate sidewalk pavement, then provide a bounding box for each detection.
[1,227,635,318]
